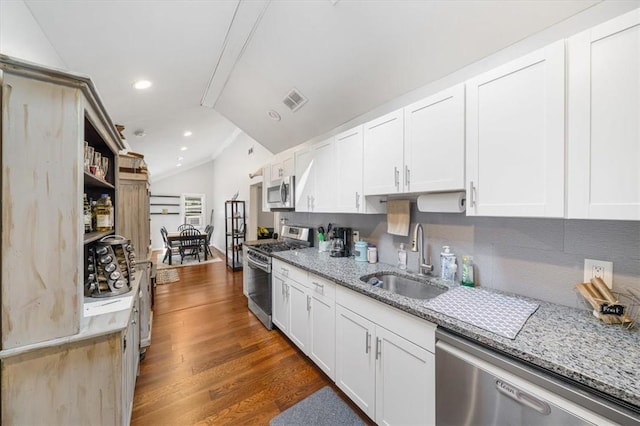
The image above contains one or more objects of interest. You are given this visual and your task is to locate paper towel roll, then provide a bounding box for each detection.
[417,191,465,213]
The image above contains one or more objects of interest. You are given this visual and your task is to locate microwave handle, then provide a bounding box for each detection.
[280,180,288,204]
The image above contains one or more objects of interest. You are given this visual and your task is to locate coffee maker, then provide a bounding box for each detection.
[330,227,352,257]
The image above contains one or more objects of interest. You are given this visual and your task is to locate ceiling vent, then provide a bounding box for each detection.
[283,88,308,112]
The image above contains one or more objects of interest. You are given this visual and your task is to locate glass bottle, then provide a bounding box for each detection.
[96,194,112,232]
[398,243,407,270]
[461,256,475,287]
[83,193,92,233]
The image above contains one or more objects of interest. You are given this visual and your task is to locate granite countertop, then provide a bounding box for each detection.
[272,248,640,411]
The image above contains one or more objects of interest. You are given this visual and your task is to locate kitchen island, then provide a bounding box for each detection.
[272,247,640,416]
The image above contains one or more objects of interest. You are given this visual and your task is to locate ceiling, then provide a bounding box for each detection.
[24,0,599,180]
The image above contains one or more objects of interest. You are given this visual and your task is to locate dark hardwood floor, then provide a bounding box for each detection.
[131,254,373,425]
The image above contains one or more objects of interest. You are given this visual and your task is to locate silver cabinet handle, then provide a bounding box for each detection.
[394,166,399,189]
[375,337,381,360]
[365,331,371,354]
[405,165,410,190]
[469,181,476,208]
[355,192,360,210]
[307,295,311,311]
[312,281,324,294]
[281,282,285,297]
[496,380,551,415]
[286,283,290,298]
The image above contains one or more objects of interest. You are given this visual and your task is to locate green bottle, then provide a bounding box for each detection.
[461,256,475,287]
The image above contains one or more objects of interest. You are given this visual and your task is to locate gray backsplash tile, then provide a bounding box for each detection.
[280,208,640,308]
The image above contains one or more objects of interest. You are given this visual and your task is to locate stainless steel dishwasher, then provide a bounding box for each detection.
[436,329,640,425]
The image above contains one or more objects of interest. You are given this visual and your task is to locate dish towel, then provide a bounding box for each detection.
[387,199,410,236]
[425,286,539,339]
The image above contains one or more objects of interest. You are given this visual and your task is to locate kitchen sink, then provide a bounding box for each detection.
[360,273,448,300]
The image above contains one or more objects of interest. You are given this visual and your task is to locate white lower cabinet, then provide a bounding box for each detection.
[288,280,311,352]
[375,326,434,426]
[335,305,377,417]
[272,260,336,380]
[272,273,290,334]
[274,260,436,425]
[336,286,436,425]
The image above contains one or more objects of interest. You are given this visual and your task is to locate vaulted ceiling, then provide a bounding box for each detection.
[25,0,599,180]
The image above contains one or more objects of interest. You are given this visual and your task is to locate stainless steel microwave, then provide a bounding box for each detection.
[266,176,295,210]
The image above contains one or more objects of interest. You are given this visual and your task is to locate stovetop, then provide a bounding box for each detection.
[246,225,313,256]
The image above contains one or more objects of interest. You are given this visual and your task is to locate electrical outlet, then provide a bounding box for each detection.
[584,259,613,288]
[352,231,360,242]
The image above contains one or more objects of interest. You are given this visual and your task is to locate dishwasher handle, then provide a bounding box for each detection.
[496,379,551,415]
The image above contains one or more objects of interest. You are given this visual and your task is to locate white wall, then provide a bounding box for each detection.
[150,161,215,250]
[0,0,66,68]
[211,133,273,252]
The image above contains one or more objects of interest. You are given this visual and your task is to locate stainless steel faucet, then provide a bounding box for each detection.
[411,223,434,276]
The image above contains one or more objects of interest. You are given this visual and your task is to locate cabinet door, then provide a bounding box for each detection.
[335,305,376,418]
[288,280,310,353]
[466,40,565,217]
[312,139,336,212]
[375,326,435,426]
[309,291,336,380]
[262,166,271,213]
[363,109,404,195]
[404,84,465,193]
[1,73,82,348]
[567,10,640,220]
[294,147,314,212]
[282,155,295,177]
[272,275,289,333]
[122,295,140,426]
[335,126,364,213]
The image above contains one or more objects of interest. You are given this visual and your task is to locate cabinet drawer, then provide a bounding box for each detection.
[308,273,336,301]
[272,259,308,284]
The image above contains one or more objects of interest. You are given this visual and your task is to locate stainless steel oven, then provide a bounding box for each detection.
[266,176,294,210]
[245,248,273,329]
[244,225,312,329]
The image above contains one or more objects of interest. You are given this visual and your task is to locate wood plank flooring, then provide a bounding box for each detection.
[131,255,373,425]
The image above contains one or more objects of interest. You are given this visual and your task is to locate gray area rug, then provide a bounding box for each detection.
[270,386,367,426]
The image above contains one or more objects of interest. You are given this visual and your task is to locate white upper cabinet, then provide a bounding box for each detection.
[270,155,294,182]
[567,9,640,220]
[466,40,565,217]
[295,146,315,212]
[335,126,364,213]
[295,139,335,212]
[363,109,405,195]
[404,84,466,193]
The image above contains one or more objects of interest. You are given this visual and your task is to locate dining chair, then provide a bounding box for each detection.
[160,227,179,263]
[204,225,214,257]
[177,223,195,232]
[179,228,201,264]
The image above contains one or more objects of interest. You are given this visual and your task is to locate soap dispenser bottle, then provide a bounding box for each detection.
[398,243,407,270]
[440,246,456,282]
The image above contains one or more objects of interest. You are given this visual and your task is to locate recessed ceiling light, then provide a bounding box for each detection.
[176,163,182,167]
[133,80,152,90]
[268,110,281,121]
[180,146,188,151]
[183,131,193,137]
[178,156,184,161]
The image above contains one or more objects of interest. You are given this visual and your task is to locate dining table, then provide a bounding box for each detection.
[166,231,208,265]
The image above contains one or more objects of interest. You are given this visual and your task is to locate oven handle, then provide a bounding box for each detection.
[247,255,270,272]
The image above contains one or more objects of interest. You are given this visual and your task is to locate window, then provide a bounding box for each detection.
[181,193,205,228]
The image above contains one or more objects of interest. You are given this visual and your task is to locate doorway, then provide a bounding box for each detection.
[248,182,275,241]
